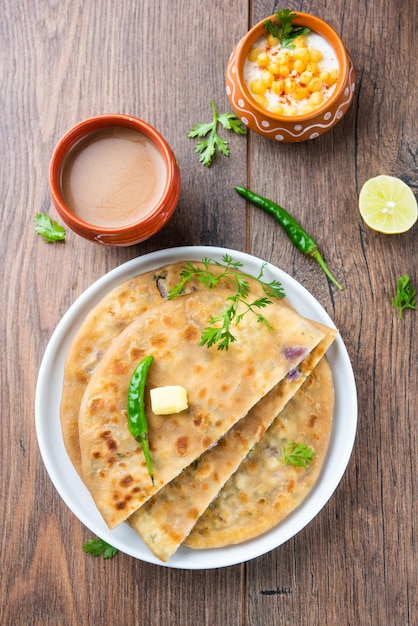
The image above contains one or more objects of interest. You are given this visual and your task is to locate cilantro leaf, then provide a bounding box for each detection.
[187,100,246,167]
[34,213,66,242]
[264,8,310,49]
[82,537,118,559]
[391,274,416,319]
[279,442,316,468]
[217,112,247,134]
[168,254,285,350]
[187,121,213,138]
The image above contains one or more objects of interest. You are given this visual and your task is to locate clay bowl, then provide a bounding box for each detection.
[226,12,355,142]
[49,114,180,246]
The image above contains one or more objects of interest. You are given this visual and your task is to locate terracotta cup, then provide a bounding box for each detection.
[226,12,355,142]
[49,114,181,245]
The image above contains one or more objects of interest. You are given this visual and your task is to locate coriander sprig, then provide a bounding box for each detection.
[278,441,316,468]
[187,99,246,167]
[200,294,274,350]
[264,9,310,49]
[391,273,416,319]
[168,254,285,351]
[34,213,66,242]
[82,537,118,559]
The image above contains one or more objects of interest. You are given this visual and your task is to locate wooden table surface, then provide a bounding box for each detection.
[1,1,416,624]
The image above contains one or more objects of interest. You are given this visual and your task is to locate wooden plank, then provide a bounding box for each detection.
[0,0,416,624]
[244,2,417,625]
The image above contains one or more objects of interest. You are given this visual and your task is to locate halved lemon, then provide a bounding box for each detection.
[358,175,417,234]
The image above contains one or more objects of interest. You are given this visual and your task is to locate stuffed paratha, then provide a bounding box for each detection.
[128,327,336,561]
[60,263,185,475]
[185,355,334,549]
[78,287,326,529]
[60,261,287,475]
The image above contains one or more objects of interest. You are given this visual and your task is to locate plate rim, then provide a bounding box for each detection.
[35,245,357,569]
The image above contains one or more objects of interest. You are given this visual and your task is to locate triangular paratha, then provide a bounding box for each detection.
[78,288,326,529]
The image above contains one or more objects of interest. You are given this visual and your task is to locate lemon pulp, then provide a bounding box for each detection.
[358,175,417,234]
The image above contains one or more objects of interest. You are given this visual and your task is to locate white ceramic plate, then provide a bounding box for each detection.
[35,246,357,569]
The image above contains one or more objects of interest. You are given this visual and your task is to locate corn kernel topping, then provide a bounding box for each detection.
[244,30,339,116]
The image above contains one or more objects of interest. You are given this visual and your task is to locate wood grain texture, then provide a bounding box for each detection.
[0,0,416,625]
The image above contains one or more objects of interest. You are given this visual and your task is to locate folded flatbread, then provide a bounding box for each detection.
[128,327,336,561]
[60,261,276,475]
[185,355,334,549]
[78,287,326,529]
[60,265,172,475]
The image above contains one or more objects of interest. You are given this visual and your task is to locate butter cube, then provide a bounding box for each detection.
[150,385,188,415]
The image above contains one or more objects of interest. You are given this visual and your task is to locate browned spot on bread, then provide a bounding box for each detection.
[307,413,318,428]
[120,474,134,487]
[89,397,105,414]
[112,359,128,375]
[187,507,199,520]
[183,324,199,342]
[274,494,285,509]
[76,372,89,384]
[100,430,118,453]
[150,333,168,348]
[113,491,133,509]
[162,314,175,327]
[166,528,182,543]
[92,451,101,459]
[176,436,189,456]
[245,363,256,377]
[287,479,296,493]
[202,436,212,448]
[130,347,146,361]
[193,411,209,429]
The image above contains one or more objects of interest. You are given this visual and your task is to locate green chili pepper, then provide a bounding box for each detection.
[127,355,154,485]
[234,186,343,291]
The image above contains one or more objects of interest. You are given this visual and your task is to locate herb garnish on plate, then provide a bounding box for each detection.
[168,254,285,351]
[279,441,316,468]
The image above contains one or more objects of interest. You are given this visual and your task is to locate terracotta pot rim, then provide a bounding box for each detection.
[48,114,180,243]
